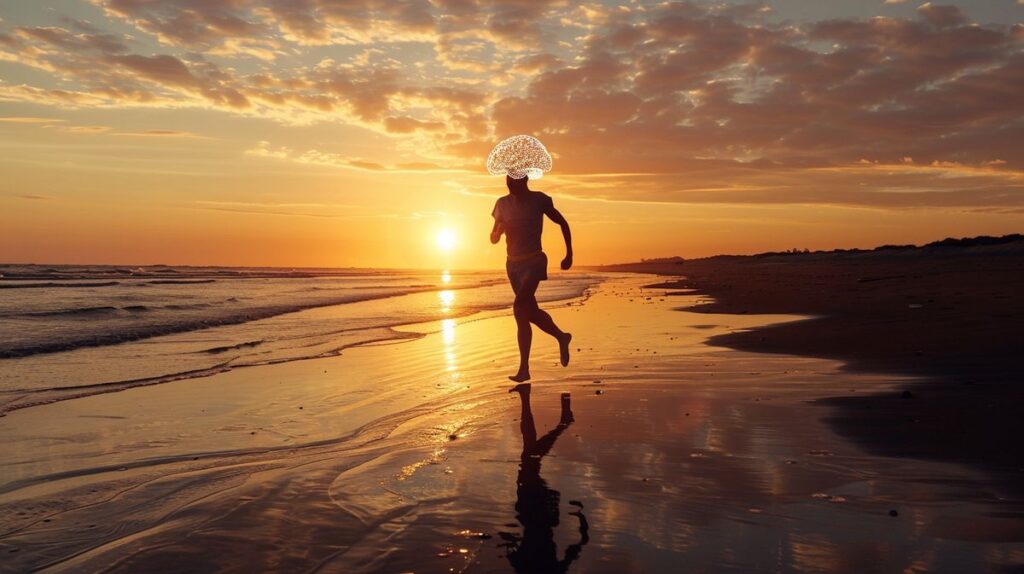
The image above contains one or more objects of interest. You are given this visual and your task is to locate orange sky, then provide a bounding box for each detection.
[0,1,1022,269]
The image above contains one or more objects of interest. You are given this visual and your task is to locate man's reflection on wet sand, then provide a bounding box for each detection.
[502,384,589,573]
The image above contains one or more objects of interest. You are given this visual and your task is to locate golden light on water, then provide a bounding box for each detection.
[441,271,452,284]
[438,289,455,313]
[441,318,457,373]
[441,318,456,346]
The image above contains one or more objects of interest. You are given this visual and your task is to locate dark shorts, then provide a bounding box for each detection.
[506,252,547,295]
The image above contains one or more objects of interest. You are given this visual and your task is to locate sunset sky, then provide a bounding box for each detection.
[1,0,1022,269]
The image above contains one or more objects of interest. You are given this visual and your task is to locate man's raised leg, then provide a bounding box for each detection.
[518,276,572,367]
[528,306,572,367]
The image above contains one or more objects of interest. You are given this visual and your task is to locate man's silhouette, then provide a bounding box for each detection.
[502,384,588,573]
[490,175,573,382]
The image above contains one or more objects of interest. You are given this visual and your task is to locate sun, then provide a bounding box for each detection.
[436,228,457,253]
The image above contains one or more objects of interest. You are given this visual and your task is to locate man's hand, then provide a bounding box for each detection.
[560,253,573,270]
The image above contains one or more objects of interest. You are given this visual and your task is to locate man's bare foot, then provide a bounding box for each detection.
[559,332,572,367]
[508,371,531,383]
[508,382,531,394]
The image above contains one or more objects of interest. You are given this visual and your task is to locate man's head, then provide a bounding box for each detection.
[506,175,530,195]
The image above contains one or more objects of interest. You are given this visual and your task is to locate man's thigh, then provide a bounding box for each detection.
[514,277,541,308]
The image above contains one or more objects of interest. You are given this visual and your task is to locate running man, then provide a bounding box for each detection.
[490,174,573,383]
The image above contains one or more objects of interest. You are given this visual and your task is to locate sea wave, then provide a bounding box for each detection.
[0,263,409,281]
[0,269,606,413]
[26,306,121,318]
[0,281,121,289]
[0,328,423,416]
[0,291,421,358]
[202,340,265,354]
[145,279,217,285]
[0,278,521,358]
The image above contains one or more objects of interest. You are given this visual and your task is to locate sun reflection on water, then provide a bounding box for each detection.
[441,318,456,345]
[441,318,457,373]
[439,289,455,313]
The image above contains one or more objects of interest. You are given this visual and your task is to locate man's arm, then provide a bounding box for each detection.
[490,219,504,244]
[544,205,573,270]
[560,510,590,569]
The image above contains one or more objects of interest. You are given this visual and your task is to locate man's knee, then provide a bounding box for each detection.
[513,298,537,317]
[513,307,528,323]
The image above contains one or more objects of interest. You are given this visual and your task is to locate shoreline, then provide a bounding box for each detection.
[603,244,1024,493]
[0,272,600,415]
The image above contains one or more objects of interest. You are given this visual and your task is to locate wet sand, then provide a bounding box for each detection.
[605,241,1024,489]
[1,275,1022,572]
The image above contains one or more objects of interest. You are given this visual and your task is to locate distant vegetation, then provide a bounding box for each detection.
[630,234,1024,265]
[753,233,1024,258]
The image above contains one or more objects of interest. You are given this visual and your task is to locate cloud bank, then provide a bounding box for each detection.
[0,1,1021,208]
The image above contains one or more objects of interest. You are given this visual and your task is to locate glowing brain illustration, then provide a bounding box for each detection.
[486,135,553,180]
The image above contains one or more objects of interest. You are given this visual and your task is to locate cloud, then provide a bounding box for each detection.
[8,119,204,138]
[1,1,1021,212]
[0,117,65,123]
[91,0,270,51]
[115,129,202,138]
[90,0,442,51]
[191,200,354,219]
[383,116,445,133]
[916,3,968,27]
[545,161,1024,210]
[474,3,1024,182]
[245,141,473,173]
[53,125,113,133]
[0,26,252,111]
[0,24,483,137]
[510,53,562,74]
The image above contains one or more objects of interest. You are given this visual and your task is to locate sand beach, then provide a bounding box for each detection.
[2,271,1021,573]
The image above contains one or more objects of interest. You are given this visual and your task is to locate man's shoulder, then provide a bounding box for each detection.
[530,191,553,209]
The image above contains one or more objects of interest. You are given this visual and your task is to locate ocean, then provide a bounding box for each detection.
[0,264,602,415]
